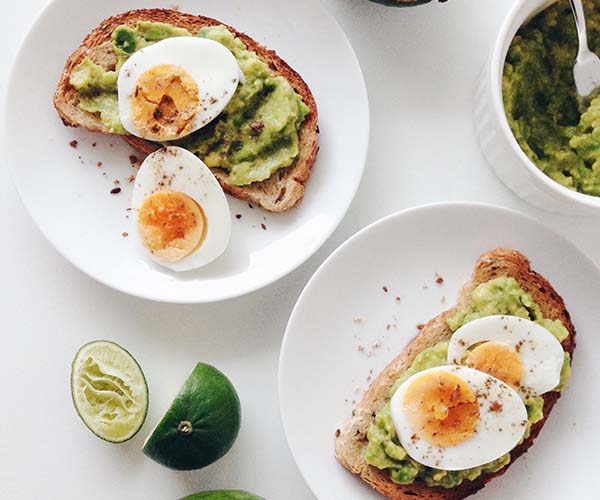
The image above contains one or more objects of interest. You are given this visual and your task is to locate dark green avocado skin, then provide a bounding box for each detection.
[368,0,445,7]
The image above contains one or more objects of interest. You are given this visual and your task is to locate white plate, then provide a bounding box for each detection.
[1,0,368,303]
[280,202,600,500]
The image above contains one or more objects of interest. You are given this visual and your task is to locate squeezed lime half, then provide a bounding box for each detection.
[71,340,148,443]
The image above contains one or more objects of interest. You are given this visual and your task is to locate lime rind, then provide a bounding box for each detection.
[178,491,265,500]
[143,362,241,470]
[71,340,148,443]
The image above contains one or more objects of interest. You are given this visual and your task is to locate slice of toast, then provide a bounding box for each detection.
[54,9,319,212]
[335,248,576,500]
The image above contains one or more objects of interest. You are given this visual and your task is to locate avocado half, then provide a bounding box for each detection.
[369,0,444,7]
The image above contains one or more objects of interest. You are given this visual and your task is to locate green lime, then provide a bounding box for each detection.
[143,362,241,470]
[70,340,148,443]
[178,491,264,500]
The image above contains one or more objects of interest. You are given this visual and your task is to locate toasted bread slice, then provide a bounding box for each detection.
[54,9,319,212]
[335,248,576,500]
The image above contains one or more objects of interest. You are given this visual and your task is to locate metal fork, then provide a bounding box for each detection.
[570,0,600,97]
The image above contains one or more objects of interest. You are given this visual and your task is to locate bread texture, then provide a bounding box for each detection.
[335,248,576,500]
[54,9,319,212]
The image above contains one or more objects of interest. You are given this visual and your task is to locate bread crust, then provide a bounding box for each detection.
[53,9,319,212]
[335,248,576,500]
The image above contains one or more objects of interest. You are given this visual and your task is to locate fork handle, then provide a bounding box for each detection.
[570,0,591,58]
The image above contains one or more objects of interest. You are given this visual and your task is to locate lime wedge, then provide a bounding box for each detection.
[71,340,148,443]
[143,363,241,470]
[179,491,264,500]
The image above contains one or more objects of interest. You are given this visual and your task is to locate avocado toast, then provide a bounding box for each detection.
[335,248,576,499]
[54,9,319,212]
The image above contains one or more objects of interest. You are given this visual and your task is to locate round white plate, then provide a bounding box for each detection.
[280,202,600,500]
[1,0,368,303]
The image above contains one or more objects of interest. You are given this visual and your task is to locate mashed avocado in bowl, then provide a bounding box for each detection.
[69,21,309,186]
[503,0,600,196]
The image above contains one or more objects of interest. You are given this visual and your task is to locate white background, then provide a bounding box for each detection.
[1,0,598,499]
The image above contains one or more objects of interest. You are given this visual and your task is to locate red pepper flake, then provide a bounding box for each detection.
[235,214,242,219]
[382,286,389,293]
[110,187,122,194]
[261,223,267,230]
[417,323,425,331]
[489,401,503,413]
[395,296,401,302]
[127,174,136,183]
[69,140,78,148]
[250,121,265,134]
[129,155,138,165]
[122,232,129,238]
[96,161,103,167]
[114,179,120,186]
[91,142,97,147]
[435,273,444,285]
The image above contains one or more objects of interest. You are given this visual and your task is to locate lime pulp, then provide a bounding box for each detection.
[71,340,148,443]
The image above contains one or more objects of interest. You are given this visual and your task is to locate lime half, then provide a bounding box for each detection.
[143,363,241,470]
[179,491,264,500]
[71,340,148,443]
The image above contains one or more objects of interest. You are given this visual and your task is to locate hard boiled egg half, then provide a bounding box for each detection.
[131,146,231,272]
[447,315,565,398]
[118,37,240,141]
[390,366,528,470]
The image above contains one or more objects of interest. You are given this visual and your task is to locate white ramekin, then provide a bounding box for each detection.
[474,0,600,215]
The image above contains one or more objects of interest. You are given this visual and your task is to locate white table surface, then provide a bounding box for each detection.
[1,1,598,499]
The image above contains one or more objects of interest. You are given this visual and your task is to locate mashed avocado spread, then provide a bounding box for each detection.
[69,21,310,186]
[364,276,571,488]
[503,0,600,196]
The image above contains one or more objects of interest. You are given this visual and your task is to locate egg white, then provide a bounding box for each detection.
[118,37,240,141]
[390,366,528,471]
[131,146,231,272]
[447,315,565,397]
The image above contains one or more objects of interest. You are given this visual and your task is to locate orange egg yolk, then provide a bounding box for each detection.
[466,341,524,389]
[137,190,206,262]
[403,371,480,448]
[130,64,199,140]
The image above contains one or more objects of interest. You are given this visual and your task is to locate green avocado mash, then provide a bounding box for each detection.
[69,21,310,186]
[503,0,600,196]
[364,276,572,489]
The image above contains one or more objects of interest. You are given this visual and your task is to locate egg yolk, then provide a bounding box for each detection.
[137,190,206,262]
[130,64,200,140]
[403,371,480,448]
[466,341,524,389]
